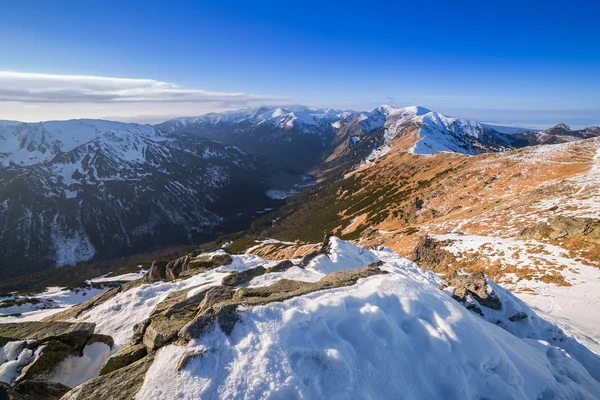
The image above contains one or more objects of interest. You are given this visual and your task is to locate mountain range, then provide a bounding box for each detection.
[1,106,599,279]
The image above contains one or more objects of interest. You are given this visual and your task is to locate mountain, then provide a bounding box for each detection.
[514,123,600,145]
[0,119,302,279]
[159,105,529,174]
[248,135,600,354]
[1,238,599,398]
[157,106,354,171]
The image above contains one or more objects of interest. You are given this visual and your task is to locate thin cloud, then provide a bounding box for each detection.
[0,71,281,105]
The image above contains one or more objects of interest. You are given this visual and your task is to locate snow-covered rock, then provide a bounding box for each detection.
[9,237,597,398]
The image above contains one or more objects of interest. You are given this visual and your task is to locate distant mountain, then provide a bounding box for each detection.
[157,106,354,171]
[319,105,529,174]
[158,105,530,173]
[0,119,301,278]
[514,123,600,145]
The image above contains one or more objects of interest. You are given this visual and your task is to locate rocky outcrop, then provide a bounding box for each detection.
[180,265,387,342]
[520,216,600,241]
[0,322,95,350]
[409,236,456,272]
[442,271,502,311]
[145,253,233,283]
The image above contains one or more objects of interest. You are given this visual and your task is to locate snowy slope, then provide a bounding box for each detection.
[158,106,351,135]
[7,238,597,398]
[0,119,163,167]
[348,105,526,162]
[0,119,303,275]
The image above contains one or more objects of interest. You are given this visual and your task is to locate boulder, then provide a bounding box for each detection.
[145,261,168,283]
[222,266,267,287]
[99,343,147,376]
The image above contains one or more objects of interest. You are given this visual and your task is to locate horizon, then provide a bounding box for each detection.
[1,0,599,128]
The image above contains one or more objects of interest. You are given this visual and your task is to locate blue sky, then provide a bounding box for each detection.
[1,0,599,127]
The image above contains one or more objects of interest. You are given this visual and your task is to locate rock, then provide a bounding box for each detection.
[42,288,122,322]
[131,319,151,345]
[17,340,75,383]
[147,253,234,283]
[222,266,267,287]
[320,233,334,254]
[446,272,502,310]
[143,287,214,350]
[99,343,147,376]
[509,312,528,322]
[409,236,456,272]
[175,349,206,372]
[0,322,95,351]
[0,382,24,400]
[61,355,154,400]
[211,254,233,267]
[165,256,190,281]
[301,251,319,267]
[145,260,168,283]
[179,264,386,343]
[466,303,484,316]
[13,380,70,400]
[86,334,114,349]
[520,216,600,240]
[266,260,295,273]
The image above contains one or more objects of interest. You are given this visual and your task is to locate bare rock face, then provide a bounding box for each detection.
[409,236,456,272]
[520,216,600,240]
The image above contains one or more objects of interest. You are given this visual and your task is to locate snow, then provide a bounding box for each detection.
[3,238,600,398]
[0,119,162,167]
[87,269,148,283]
[161,106,351,135]
[0,286,108,321]
[46,342,112,387]
[0,343,34,385]
[137,241,600,399]
[433,232,600,355]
